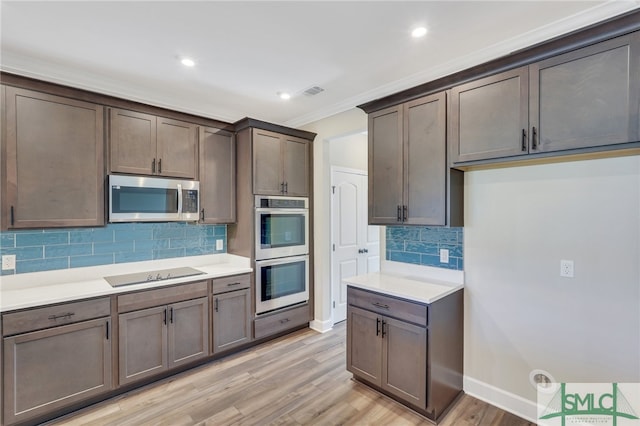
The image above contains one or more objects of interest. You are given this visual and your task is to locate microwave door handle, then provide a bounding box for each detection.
[177,184,183,218]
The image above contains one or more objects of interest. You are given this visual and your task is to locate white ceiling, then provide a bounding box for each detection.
[2,1,639,128]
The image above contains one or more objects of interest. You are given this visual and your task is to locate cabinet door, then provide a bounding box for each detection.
[381,316,427,410]
[199,127,236,223]
[404,92,446,225]
[212,289,252,353]
[282,136,310,196]
[449,67,529,162]
[368,105,404,224]
[156,117,197,178]
[346,306,382,386]
[3,87,104,229]
[118,306,167,385]
[167,298,209,368]
[530,33,640,152]
[109,108,157,175]
[3,318,112,425]
[253,129,284,195]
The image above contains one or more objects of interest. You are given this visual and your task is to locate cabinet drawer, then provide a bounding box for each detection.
[2,297,111,336]
[254,304,309,340]
[117,281,208,313]
[347,287,427,327]
[211,274,251,294]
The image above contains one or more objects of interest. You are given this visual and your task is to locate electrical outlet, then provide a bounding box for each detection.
[216,239,224,251]
[439,249,449,263]
[2,255,16,270]
[560,259,574,278]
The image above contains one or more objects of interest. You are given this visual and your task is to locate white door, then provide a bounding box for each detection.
[331,168,380,323]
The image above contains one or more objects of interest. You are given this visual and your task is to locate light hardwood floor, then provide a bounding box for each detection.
[47,322,535,426]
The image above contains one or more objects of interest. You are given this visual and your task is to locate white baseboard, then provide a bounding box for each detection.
[309,319,333,333]
[463,376,538,423]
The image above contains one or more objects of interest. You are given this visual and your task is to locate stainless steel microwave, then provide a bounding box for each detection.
[108,175,200,222]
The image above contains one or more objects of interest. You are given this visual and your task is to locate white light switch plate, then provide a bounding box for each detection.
[2,255,16,270]
[439,249,449,263]
[216,239,224,251]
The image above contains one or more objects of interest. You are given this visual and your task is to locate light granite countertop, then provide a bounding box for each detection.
[0,254,251,312]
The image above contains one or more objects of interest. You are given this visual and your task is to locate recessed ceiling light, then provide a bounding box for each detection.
[181,58,195,67]
[411,27,428,38]
[279,92,291,100]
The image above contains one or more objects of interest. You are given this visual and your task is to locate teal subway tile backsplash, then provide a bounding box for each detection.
[386,226,464,271]
[0,222,227,275]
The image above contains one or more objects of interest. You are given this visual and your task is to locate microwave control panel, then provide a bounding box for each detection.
[182,189,199,213]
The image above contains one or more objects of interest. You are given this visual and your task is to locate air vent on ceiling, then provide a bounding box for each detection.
[303,86,325,96]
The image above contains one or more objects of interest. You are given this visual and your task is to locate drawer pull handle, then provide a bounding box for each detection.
[381,320,387,338]
[531,126,538,150]
[280,318,290,324]
[372,302,389,309]
[227,282,242,287]
[48,312,75,321]
[521,128,527,151]
[376,317,381,336]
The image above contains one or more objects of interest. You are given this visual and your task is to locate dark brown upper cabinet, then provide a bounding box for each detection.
[450,32,640,164]
[2,86,105,229]
[252,128,310,196]
[109,108,197,179]
[198,126,236,223]
[449,67,529,163]
[369,92,453,226]
[530,32,640,153]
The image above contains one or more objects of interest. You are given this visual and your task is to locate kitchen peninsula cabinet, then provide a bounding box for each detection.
[199,126,236,223]
[253,128,310,196]
[2,298,112,425]
[117,282,209,385]
[368,92,461,226]
[109,108,197,179]
[449,32,640,164]
[2,86,104,229]
[211,274,252,353]
[346,284,463,421]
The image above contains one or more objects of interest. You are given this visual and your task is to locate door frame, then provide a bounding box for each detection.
[330,166,368,326]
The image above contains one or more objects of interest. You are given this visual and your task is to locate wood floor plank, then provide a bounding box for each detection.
[46,322,534,426]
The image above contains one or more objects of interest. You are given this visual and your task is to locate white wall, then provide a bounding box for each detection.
[330,133,368,171]
[302,108,367,332]
[464,155,640,420]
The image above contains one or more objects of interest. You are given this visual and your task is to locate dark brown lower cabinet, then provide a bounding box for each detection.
[212,288,252,353]
[2,318,112,425]
[346,286,463,421]
[118,297,209,386]
[347,305,427,410]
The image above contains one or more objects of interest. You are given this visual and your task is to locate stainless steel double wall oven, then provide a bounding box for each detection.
[254,196,309,314]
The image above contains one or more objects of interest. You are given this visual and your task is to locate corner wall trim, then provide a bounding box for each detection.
[309,319,333,333]
[463,376,538,423]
